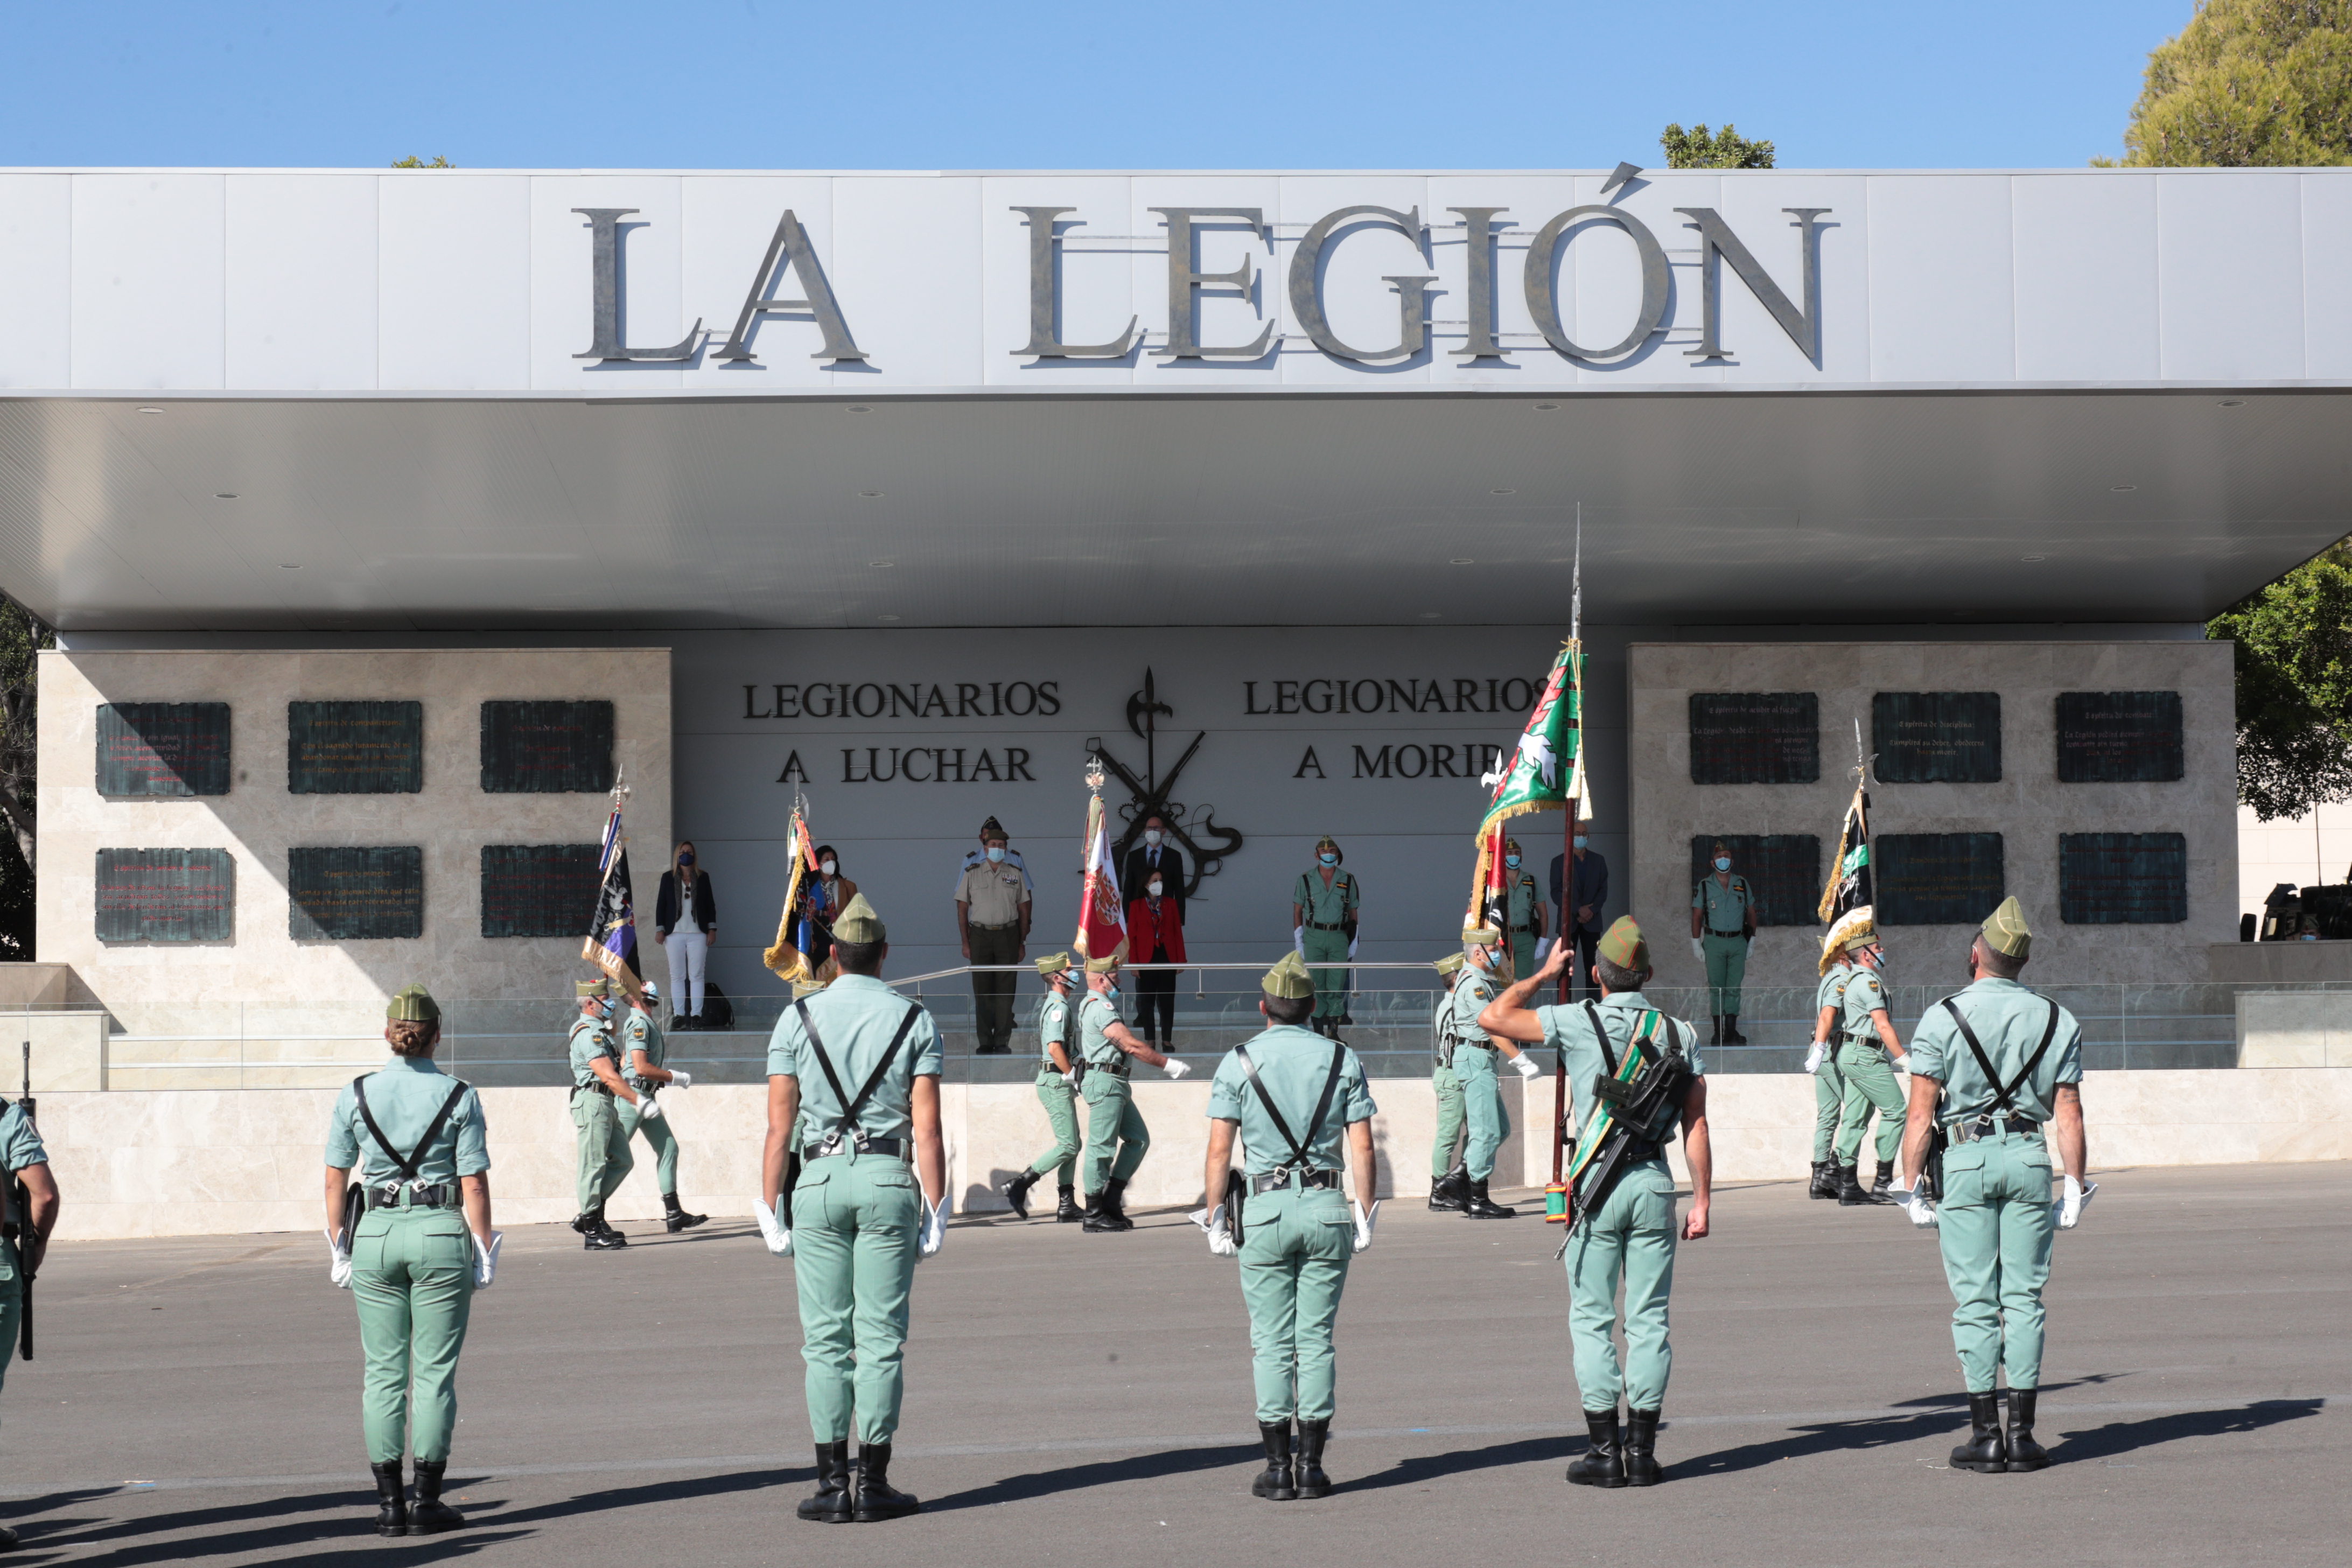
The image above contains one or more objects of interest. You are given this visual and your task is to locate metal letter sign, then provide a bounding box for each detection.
[715,209,869,364]
[570,208,703,363]
[1148,208,1274,359]
[1011,207,1138,359]
[1674,206,1831,362]
[1287,205,1436,362]
[1522,206,1671,361]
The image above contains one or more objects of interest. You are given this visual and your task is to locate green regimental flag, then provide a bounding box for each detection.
[1479,640,1592,837]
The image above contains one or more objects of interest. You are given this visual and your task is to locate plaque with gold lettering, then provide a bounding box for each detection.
[289,702,424,794]
[1687,835,1820,927]
[95,848,235,942]
[480,843,601,938]
[1873,692,2002,783]
[1877,833,2005,925]
[2055,692,2183,783]
[2060,832,2187,923]
[480,702,614,794]
[1688,693,1818,785]
[96,703,230,796]
[290,846,424,941]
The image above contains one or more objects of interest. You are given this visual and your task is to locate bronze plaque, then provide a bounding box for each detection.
[289,846,424,941]
[480,843,600,938]
[95,848,235,942]
[480,701,614,794]
[2055,692,2183,783]
[1877,833,2005,926]
[96,703,230,796]
[2060,832,2187,923]
[289,702,424,794]
[1873,692,2002,783]
[1689,692,1818,785]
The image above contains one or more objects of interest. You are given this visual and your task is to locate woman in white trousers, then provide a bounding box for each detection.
[655,841,716,1028]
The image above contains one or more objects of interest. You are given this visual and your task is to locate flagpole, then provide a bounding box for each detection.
[1548,508,1583,1209]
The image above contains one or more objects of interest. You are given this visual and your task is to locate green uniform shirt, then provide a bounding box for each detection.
[1206,1024,1378,1175]
[1840,967,1891,1049]
[1076,990,1127,1069]
[1906,977,2084,1125]
[568,1014,619,1089]
[620,1005,667,1093]
[323,1056,490,1182]
[1692,874,1756,935]
[1294,868,1359,926]
[1449,964,1499,1047]
[0,1102,47,1177]
[1536,991,1707,1153]
[766,974,946,1145]
[1505,871,1541,930]
[1037,989,1073,1068]
[1814,964,1852,1017]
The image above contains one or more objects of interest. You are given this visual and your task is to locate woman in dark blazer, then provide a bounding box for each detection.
[654,842,717,1028]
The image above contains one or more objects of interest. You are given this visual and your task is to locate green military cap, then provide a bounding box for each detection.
[1462,922,1502,944]
[832,892,886,944]
[1084,951,1123,975]
[576,978,611,999]
[1262,951,1317,1000]
[1505,837,1523,854]
[1597,915,1649,972]
[1433,952,1466,976]
[1981,896,2031,958]
[1035,950,1072,977]
[387,983,440,1023]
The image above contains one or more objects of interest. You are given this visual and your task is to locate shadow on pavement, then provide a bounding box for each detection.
[2053,1398,2324,1464]
[925,1442,1258,1512]
[1670,1412,1965,1478]
[479,1465,802,1527]
[1339,1433,1577,1493]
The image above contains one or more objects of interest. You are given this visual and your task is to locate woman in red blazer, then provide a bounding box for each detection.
[1126,873,1187,1053]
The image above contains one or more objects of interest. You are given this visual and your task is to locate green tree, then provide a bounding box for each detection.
[2208,540,2352,820]
[2116,0,2352,165]
[0,597,51,958]
[1660,123,1775,169]
[391,155,454,169]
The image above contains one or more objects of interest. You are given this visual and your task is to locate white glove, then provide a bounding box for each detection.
[917,1196,947,1260]
[1162,1058,1192,1080]
[1062,1068,1081,1087]
[1898,1182,1939,1230]
[753,1197,794,1257]
[1802,1042,1826,1076]
[1350,1198,1380,1253]
[1347,935,1359,959]
[1293,925,1305,955]
[1535,937,1553,965]
[325,1229,353,1290]
[1690,936,1707,963]
[667,1069,692,1090]
[472,1230,503,1290]
[2054,1175,2096,1229]
[635,1095,663,1122]
[1198,1208,1238,1257]
[1510,1052,1543,1081]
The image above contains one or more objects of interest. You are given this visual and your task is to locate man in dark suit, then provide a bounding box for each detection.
[1122,815,1186,917]
[1549,830,1609,1003]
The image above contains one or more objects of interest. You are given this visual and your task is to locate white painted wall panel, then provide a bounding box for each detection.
[377,174,530,390]
[828,176,982,390]
[2302,172,2352,381]
[2159,173,2305,381]
[69,174,225,390]
[225,175,377,391]
[2012,173,2160,383]
[0,174,71,389]
[1868,174,2015,383]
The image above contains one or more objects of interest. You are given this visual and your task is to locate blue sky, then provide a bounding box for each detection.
[1,1,2192,170]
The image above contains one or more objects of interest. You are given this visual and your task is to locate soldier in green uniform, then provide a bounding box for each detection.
[1502,838,1546,981]
[1688,841,1756,1045]
[1003,951,1084,1222]
[323,984,500,1537]
[618,980,708,1234]
[1449,923,1546,1220]
[568,979,647,1250]
[1896,899,2091,1475]
[1831,924,1912,1206]
[1200,952,1380,1502]
[1427,953,1469,1211]
[1480,919,1712,1488]
[754,894,950,1523]
[0,1077,59,1553]
[1804,929,1858,1200]
[1291,837,1360,1036]
[1075,954,1192,1233]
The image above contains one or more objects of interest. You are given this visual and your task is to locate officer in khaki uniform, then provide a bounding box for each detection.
[1201,953,1380,1502]
[323,984,500,1537]
[1449,923,1546,1220]
[1480,919,1712,1488]
[1896,899,2091,1475]
[1502,838,1546,981]
[1291,837,1360,1035]
[1427,953,1469,1210]
[0,1075,59,1553]
[568,979,648,1249]
[1688,841,1756,1044]
[1803,926,1859,1199]
[618,980,708,1234]
[1831,922,1911,1206]
[755,895,950,1523]
[1075,954,1191,1232]
[1002,951,1084,1222]
[955,828,1031,1054]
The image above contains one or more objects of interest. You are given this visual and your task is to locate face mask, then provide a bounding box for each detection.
[1103,984,1121,1004]
[820,859,837,877]
[1145,830,1163,846]
[1319,853,1338,866]
[986,846,1006,864]
[1713,857,1731,872]
[1574,836,1589,851]
[680,852,695,867]
[1505,855,1521,869]
[1147,880,1164,898]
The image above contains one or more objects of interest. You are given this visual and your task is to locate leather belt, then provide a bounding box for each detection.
[367,1182,463,1211]
[1458,1039,1497,1052]
[1251,1167,1342,1195]
[570,1082,614,1099]
[1307,921,1346,931]
[969,921,1020,932]
[1510,924,1536,933]
[1947,1116,2041,1144]
[1088,1059,1131,1078]
[1705,928,1746,937]
[802,1136,907,1163]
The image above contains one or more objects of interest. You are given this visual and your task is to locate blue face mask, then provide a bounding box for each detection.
[1574,836,1589,851]
[1319,853,1338,866]
[1505,855,1522,869]
[1713,857,1732,872]
[986,846,1006,863]
[680,851,694,867]
[1103,984,1121,1004]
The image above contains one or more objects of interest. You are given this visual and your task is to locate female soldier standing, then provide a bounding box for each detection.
[323,984,501,1537]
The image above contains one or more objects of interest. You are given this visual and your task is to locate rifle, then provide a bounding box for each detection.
[11,1041,34,1361]
[1552,1013,1691,1257]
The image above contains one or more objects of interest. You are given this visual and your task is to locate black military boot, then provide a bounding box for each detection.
[1428,1163,1471,1212]
[663,1192,709,1233]
[1836,1163,1871,1206]
[1710,1016,1722,1046]
[1294,1419,1332,1499]
[1461,1178,1517,1219]
[1252,1421,1297,1500]
[409,1460,464,1534]
[852,1444,921,1521]
[1622,1409,1663,1486]
[1084,1178,1135,1233]
[1566,1409,1625,1487]
[1054,1185,1082,1222]
[2006,1390,2049,1472]
[797,1440,855,1522]
[1868,1160,1898,1206]
[1721,1016,1746,1046]
[370,1459,409,1536]
[1003,1169,1040,1220]
[1950,1391,2008,1473]
[583,1205,627,1248]
[1808,1160,1839,1200]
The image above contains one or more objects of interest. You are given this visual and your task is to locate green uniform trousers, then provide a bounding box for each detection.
[1081,1072,1150,1194]
[792,1151,921,1445]
[1509,932,1539,986]
[968,923,1021,1051]
[1455,1045,1510,1181]
[1565,1160,1679,1412]
[1936,1130,2056,1392]
[617,1096,681,1195]
[1832,1044,1906,1167]
[571,1088,633,1211]
[1811,1047,1847,1163]
[0,1237,20,1403]
[351,1202,475,1464]
[1702,933,1748,1018]
[1430,1062,1465,1178]
[1302,928,1350,1021]
[1238,1182,1355,1424]
[1025,1069,1082,1183]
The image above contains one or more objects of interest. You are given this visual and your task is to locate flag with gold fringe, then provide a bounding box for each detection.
[1074,762,1129,965]
[582,790,642,1001]
[762,799,833,986]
